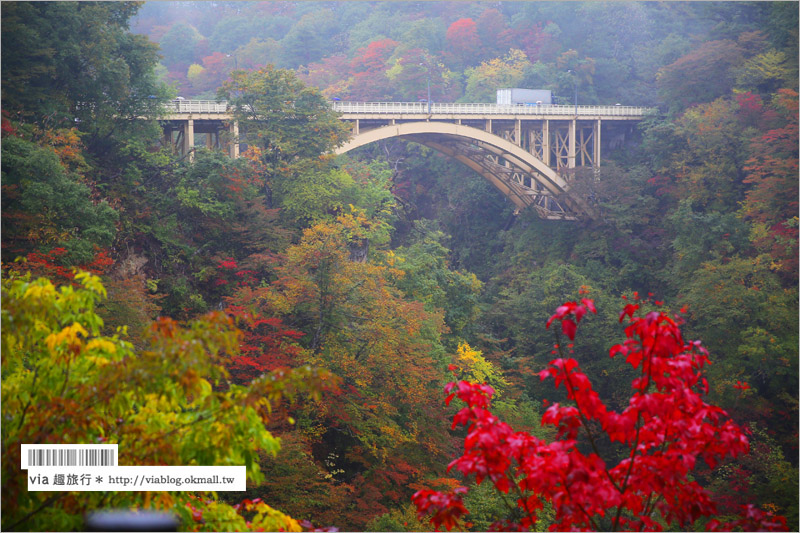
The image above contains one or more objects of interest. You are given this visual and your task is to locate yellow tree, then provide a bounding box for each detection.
[1,270,333,531]
[229,213,453,528]
[462,49,531,102]
[266,213,449,459]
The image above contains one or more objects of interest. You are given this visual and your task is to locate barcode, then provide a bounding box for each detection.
[22,445,118,469]
[27,448,115,467]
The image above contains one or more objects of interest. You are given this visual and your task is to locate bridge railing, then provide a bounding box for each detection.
[161,99,655,117]
[165,99,230,114]
[331,101,655,117]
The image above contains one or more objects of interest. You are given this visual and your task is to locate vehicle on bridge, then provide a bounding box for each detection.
[496,88,552,106]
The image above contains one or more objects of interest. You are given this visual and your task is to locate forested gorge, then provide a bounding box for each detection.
[1,1,797,531]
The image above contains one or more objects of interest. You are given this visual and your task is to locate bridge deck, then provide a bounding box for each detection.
[331,101,652,119]
[161,99,654,120]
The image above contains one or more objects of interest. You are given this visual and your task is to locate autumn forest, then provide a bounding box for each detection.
[1,1,798,531]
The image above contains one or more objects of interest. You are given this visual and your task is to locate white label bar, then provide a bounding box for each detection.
[27,466,246,491]
[21,444,118,469]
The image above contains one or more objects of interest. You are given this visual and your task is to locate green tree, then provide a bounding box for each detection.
[667,200,750,285]
[280,9,342,68]
[208,14,291,54]
[220,67,349,164]
[678,254,798,396]
[135,148,287,318]
[1,270,332,531]
[483,260,635,404]
[234,37,286,70]
[346,9,405,55]
[1,135,117,265]
[393,222,482,338]
[401,18,447,56]
[668,97,753,211]
[735,50,798,95]
[462,49,531,102]
[1,2,168,133]
[218,67,351,225]
[158,22,204,67]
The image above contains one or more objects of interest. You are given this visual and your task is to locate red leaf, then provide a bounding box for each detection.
[561,319,577,340]
[619,303,640,322]
[734,380,751,391]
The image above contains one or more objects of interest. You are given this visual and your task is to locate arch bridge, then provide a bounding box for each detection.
[161,100,655,220]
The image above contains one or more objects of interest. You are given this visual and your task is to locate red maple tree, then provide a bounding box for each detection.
[445,18,480,67]
[413,298,788,531]
[348,39,398,101]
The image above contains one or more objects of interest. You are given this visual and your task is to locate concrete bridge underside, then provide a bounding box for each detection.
[336,121,595,220]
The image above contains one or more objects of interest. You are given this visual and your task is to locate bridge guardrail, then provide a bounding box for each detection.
[162,99,655,117]
[165,99,229,113]
[331,101,655,116]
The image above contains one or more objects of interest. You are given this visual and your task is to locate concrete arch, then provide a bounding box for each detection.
[334,121,584,217]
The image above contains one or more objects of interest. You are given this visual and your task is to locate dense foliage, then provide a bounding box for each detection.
[1,1,797,531]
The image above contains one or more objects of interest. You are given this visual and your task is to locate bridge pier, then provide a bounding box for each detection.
[228,121,239,158]
[542,120,550,166]
[162,125,173,150]
[183,119,194,161]
[569,120,576,169]
[161,117,239,160]
[594,120,601,167]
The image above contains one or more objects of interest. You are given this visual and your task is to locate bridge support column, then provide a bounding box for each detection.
[485,119,492,133]
[542,120,550,167]
[183,119,194,161]
[594,119,601,167]
[515,119,522,147]
[163,125,173,150]
[228,120,239,158]
[568,119,576,169]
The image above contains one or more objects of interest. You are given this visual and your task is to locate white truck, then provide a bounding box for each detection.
[496,88,552,106]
